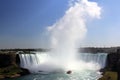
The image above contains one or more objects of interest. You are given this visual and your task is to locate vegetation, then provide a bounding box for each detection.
[0,65,21,75]
[99,71,117,80]
[0,65,21,78]
[0,51,29,79]
[0,47,120,79]
[0,46,120,54]
[0,48,49,52]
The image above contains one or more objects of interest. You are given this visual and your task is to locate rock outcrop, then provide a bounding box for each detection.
[100,49,120,80]
[0,52,30,79]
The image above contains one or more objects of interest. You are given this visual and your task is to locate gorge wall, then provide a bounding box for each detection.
[0,47,120,79]
[0,51,30,79]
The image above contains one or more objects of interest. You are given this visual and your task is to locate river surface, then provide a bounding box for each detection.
[6,52,107,80]
[5,70,101,80]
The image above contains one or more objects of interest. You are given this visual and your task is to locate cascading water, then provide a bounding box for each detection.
[78,53,107,68]
[19,52,53,73]
[19,52,107,72]
[18,52,108,80]
[44,0,101,72]
[18,0,104,80]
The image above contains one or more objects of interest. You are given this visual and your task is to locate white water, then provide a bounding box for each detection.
[19,0,102,79]
[19,52,107,73]
[46,0,101,67]
[42,0,101,73]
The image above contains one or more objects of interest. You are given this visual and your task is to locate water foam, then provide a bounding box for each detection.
[19,0,102,79]
[45,0,101,71]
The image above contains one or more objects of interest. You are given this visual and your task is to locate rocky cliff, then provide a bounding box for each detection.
[0,48,120,79]
[100,49,120,80]
[0,52,30,79]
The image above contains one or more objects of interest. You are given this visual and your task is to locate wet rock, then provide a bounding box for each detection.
[0,52,30,79]
[102,49,120,80]
[19,68,30,76]
[16,54,20,66]
[99,71,117,80]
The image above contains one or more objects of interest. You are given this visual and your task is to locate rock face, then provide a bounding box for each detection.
[0,52,17,68]
[106,53,120,71]
[19,68,30,76]
[0,48,120,79]
[102,49,120,80]
[0,54,12,68]
[16,54,20,66]
[106,49,120,71]
[0,52,30,79]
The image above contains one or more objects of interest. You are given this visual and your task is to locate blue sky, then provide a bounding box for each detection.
[0,0,120,48]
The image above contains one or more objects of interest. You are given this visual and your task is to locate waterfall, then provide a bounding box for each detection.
[78,53,107,68]
[18,51,107,73]
[19,52,50,73]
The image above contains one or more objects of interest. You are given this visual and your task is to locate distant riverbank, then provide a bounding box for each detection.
[0,46,120,53]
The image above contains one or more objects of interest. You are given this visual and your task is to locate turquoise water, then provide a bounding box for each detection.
[6,52,106,80]
[5,70,101,80]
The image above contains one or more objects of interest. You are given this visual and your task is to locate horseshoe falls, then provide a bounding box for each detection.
[7,0,105,80]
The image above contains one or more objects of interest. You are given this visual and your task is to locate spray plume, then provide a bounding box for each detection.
[47,0,101,49]
[19,1,104,79]
[46,0,101,70]
[20,0,101,73]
